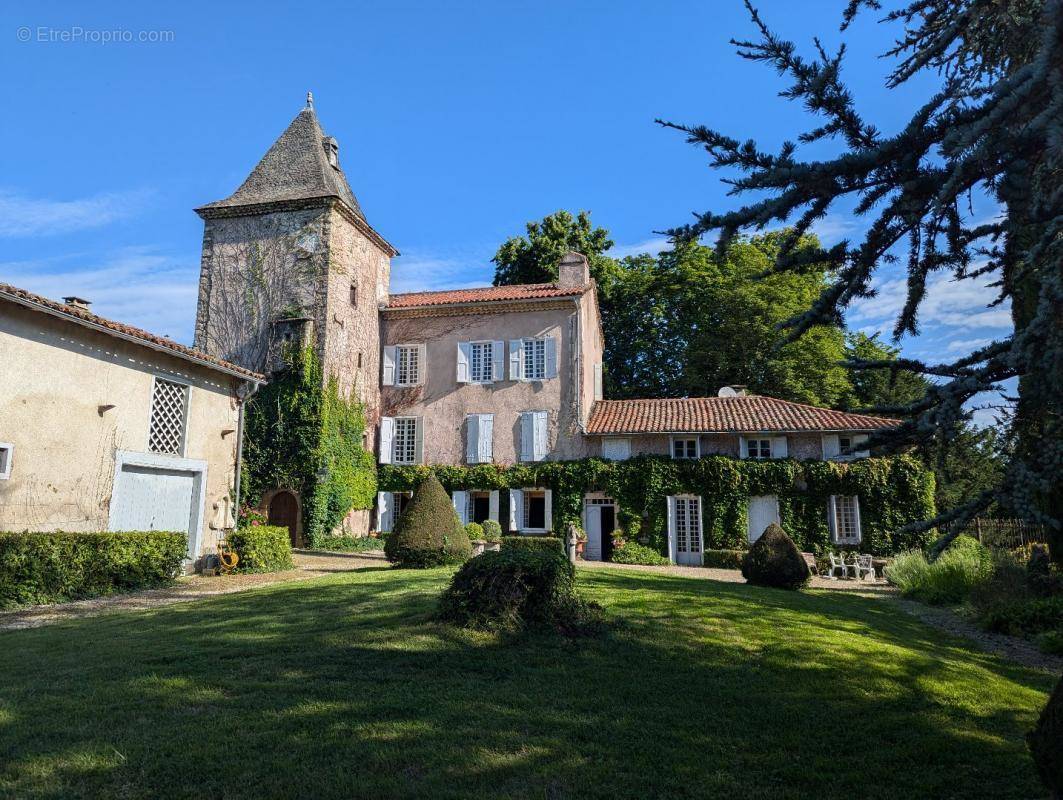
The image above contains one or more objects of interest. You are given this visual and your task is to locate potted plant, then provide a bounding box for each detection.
[465,522,486,556]
[574,529,587,558]
[482,520,503,552]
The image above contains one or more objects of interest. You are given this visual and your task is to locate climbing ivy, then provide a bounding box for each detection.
[379,455,935,556]
[242,346,375,546]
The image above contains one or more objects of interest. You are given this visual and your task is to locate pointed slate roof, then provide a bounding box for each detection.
[199,105,363,216]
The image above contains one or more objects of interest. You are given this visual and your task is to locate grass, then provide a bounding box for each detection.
[0,565,1053,799]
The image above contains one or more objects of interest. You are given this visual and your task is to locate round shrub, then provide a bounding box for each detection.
[481,520,502,543]
[464,522,485,542]
[439,548,600,633]
[501,536,565,555]
[1027,672,1063,798]
[384,474,471,568]
[611,541,668,566]
[741,523,810,590]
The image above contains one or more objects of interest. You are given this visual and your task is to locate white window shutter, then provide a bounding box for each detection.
[489,490,500,522]
[823,434,840,459]
[478,414,493,463]
[451,491,468,525]
[772,436,788,458]
[377,491,393,533]
[466,415,479,463]
[593,363,603,401]
[492,341,505,381]
[853,496,862,542]
[509,339,523,380]
[738,435,747,459]
[695,496,704,551]
[413,417,424,464]
[544,490,553,532]
[456,342,471,383]
[533,411,548,461]
[827,496,838,542]
[379,417,395,464]
[416,344,427,385]
[509,489,524,531]
[382,346,396,386]
[520,412,534,461]
[853,434,870,459]
[544,336,558,379]
[666,496,678,563]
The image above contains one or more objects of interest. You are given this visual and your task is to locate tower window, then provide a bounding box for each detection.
[350,283,358,307]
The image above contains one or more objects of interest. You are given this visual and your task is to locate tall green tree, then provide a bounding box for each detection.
[661,0,1063,559]
[492,210,616,286]
[844,332,930,410]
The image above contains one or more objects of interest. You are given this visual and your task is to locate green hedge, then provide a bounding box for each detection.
[702,549,747,569]
[610,541,669,565]
[380,454,935,557]
[0,531,186,608]
[502,536,565,555]
[228,526,294,573]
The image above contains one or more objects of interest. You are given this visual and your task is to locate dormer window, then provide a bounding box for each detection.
[323,136,340,169]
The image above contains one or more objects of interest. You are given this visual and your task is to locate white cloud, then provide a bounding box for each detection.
[809,213,863,245]
[607,237,671,259]
[945,337,993,353]
[1,246,198,343]
[0,189,152,237]
[850,273,1011,332]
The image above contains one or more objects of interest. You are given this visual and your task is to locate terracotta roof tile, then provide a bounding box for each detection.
[387,282,587,309]
[586,396,899,434]
[0,282,264,382]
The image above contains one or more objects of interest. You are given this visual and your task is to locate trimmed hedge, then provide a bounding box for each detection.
[502,536,565,555]
[741,523,810,590]
[0,531,186,608]
[385,474,471,568]
[439,548,600,634]
[703,549,747,569]
[611,542,669,565]
[228,526,294,573]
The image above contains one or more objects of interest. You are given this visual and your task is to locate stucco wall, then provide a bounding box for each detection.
[579,285,605,425]
[596,432,825,460]
[380,298,596,465]
[0,302,243,558]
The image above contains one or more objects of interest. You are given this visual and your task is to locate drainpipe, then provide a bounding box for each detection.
[232,379,261,531]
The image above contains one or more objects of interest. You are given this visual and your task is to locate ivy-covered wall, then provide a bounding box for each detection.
[242,346,376,546]
[378,455,935,556]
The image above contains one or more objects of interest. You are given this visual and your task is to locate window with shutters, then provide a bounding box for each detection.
[522,338,546,380]
[392,417,419,464]
[469,491,492,524]
[674,497,701,554]
[523,490,547,530]
[148,377,189,456]
[831,496,862,543]
[746,438,772,459]
[671,437,699,459]
[395,345,420,387]
[469,341,494,383]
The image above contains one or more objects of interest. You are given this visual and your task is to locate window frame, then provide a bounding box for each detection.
[745,437,772,460]
[468,340,495,384]
[392,417,419,465]
[0,442,13,480]
[394,344,421,387]
[147,374,190,458]
[670,436,700,460]
[830,495,862,544]
[523,489,549,532]
[522,337,547,381]
[602,437,632,461]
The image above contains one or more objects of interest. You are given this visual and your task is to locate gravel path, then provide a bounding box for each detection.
[0,549,388,631]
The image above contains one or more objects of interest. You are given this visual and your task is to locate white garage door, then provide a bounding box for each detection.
[747,495,781,543]
[110,463,198,558]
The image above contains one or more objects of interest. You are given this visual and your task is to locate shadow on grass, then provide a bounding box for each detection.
[0,567,1053,800]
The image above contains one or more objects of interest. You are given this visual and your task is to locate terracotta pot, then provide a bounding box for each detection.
[575,541,585,557]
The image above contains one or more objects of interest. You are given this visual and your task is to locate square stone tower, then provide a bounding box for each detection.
[193,96,396,433]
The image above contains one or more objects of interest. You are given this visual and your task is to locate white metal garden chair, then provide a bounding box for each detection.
[825,552,854,580]
[854,553,876,581]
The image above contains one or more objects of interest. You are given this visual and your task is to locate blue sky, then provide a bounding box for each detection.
[0,1,1010,420]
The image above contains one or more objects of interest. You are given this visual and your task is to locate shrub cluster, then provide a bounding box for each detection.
[464,522,485,541]
[1027,673,1063,798]
[0,531,186,608]
[969,546,1063,654]
[610,541,669,565]
[385,475,471,568]
[702,549,747,569]
[501,536,565,555]
[228,526,294,573]
[311,535,384,553]
[481,520,503,543]
[438,548,601,634]
[884,535,992,605]
[740,524,809,590]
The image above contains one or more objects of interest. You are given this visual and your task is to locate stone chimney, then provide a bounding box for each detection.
[557,252,589,287]
[62,296,92,312]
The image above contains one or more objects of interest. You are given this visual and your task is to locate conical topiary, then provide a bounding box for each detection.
[741,523,810,590]
[384,474,471,568]
[1028,672,1063,799]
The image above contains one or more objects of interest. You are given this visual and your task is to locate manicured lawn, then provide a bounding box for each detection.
[0,566,1052,799]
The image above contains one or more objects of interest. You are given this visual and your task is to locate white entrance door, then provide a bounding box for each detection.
[585,505,602,561]
[110,453,205,560]
[668,496,703,565]
[747,495,781,543]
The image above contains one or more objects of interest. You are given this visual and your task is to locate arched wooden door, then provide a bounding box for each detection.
[267,491,300,548]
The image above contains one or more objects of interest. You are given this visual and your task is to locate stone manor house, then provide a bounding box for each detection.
[191,99,898,564]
